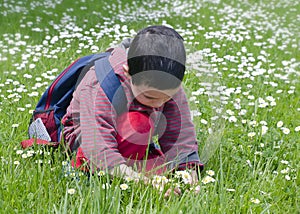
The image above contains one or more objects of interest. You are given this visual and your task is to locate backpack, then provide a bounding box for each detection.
[21,51,128,149]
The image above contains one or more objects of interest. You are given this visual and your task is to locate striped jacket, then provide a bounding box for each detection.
[62,47,202,172]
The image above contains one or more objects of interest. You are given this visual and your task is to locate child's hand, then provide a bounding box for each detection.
[190,170,199,184]
[190,170,201,194]
[164,186,182,198]
[113,164,150,184]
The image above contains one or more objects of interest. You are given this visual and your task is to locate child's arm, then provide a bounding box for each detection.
[77,72,128,171]
[157,87,204,172]
[109,164,149,182]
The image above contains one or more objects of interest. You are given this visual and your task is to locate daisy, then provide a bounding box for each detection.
[206,170,215,176]
[120,183,129,190]
[281,127,290,135]
[67,188,76,194]
[277,121,283,128]
[250,198,260,204]
[201,176,216,184]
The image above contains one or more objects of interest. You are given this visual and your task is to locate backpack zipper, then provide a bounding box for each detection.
[44,59,80,110]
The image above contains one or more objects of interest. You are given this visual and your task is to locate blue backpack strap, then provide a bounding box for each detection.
[94,52,128,115]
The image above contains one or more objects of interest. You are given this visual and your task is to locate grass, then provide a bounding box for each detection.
[0,0,299,213]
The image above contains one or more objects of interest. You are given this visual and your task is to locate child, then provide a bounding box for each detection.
[62,25,203,183]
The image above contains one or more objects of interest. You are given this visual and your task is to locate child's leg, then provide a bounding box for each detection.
[68,111,167,174]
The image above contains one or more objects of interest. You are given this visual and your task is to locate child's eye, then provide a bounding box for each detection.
[144,95,156,100]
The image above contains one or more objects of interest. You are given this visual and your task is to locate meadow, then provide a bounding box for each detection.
[0,0,299,213]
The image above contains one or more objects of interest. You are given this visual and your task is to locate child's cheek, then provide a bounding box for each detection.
[136,96,148,106]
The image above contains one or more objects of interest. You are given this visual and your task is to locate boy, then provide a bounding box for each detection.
[62,25,203,183]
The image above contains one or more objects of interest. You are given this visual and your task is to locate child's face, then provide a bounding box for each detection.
[131,81,180,108]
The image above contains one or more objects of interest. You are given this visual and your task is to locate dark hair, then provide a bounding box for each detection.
[127,25,186,90]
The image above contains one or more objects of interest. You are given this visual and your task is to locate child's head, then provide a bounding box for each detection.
[126,25,186,107]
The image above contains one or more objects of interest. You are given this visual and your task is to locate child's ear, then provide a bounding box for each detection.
[122,64,131,78]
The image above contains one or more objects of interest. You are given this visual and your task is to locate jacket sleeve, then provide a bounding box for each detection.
[77,71,127,171]
[157,86,204,171]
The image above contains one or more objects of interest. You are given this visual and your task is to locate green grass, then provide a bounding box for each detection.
[0,0,299,213]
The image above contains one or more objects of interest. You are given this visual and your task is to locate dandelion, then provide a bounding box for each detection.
[201,176,216,184]
[67,188,76,194]
[250,198,260,204]
[277,121,283,128]
[206,170,215,176]
[281,127,290,135]
[120,183,129,190]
